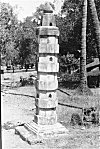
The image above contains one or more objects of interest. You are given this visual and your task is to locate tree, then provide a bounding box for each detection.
[60,0,100,58]
[80,0,87,90]
[88,0,100,87]
[0,2,19,66]
[77,0,91,95]
[55,0,83,56]
[57,0,99,90]
[16,17,38,67]
[74,0,93,95]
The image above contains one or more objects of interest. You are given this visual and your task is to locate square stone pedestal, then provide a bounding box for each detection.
[15,121,68,145]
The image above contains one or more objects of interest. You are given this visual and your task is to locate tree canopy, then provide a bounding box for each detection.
[0,2,19,65]
[0,0,100,66]
[56,0,99,59]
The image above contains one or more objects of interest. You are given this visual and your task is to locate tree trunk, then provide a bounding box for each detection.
[88,0,100,87]
[80,0,87,88]
[76,0,93,95]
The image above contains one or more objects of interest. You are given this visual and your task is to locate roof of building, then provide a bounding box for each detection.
[86,58,99,68]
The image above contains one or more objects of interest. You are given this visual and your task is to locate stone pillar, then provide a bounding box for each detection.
[15,3,67,143]
[35,8,59,126]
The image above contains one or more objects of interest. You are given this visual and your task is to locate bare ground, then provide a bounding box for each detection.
[1,71,100,149]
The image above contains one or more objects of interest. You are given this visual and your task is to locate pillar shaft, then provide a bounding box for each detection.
[35,11,59,125]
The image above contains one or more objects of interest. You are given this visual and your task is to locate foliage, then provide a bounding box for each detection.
[86,0,100,58]
[1,0,100,68]
[55,0,83,55]
[0,2,19,65]
[59,53,79,73]
[56,0,100,59]
[15,17,38,65]
[5,41,19,63]
[0,2,38,66]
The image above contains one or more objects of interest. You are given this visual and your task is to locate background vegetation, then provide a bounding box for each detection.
[0,0,100,89]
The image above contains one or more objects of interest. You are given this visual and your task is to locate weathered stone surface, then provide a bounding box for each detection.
[39,37,58,44]
[15,122,68,145]
[37,73,57,80]
[39,43,59,53]
[36,90,57,98]
[34,113,57,125]
[36,79,58,91]
[38,37,47,43]
[38,26,59,36]
[48,37,58,44]
[35,74,58,91]
[42,13,56,26]
[35,97,58,108]
[39,55,58,63]
[36,90,58,108]
[24,122,68,137]
[38,62,59,72]
[35,108,56,116]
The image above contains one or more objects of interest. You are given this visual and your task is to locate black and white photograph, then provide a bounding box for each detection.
[1,0,100,148]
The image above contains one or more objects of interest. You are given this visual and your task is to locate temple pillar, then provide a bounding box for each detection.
[15,3,68,144]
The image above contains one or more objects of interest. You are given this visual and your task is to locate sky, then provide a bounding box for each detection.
[1,0,64,21]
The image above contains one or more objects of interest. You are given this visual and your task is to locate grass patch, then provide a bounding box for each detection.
[57,89,100,127]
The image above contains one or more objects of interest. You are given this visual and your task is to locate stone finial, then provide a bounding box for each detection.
[41,2,56,26]
[43,2,53,13]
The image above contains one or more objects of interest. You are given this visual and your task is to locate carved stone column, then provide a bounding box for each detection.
[35,7,59,126]
[15,3,67,144]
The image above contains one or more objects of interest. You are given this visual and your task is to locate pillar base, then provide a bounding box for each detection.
[15,121,68,145]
